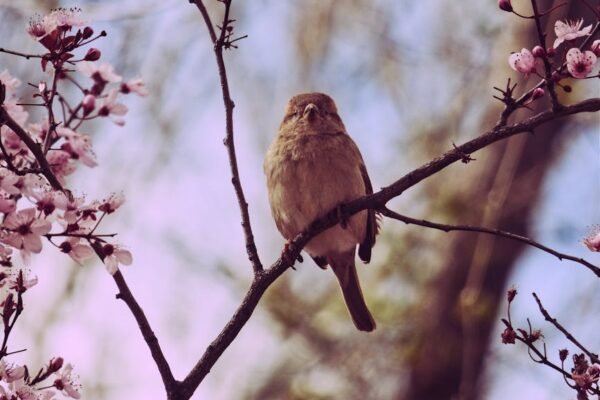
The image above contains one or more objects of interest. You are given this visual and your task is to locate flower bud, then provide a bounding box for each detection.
[498,0,513,12]
[82,26,94,39]
[84,48,101,61]
[532,45,545,58]
[501,327,516,344]
[531,87,545,100]
[592,40,600,57]
[546,47,556,57]
[559,349,569,362]
[49,357,64,373]
[82,94,96,115]
[506,288,517,303]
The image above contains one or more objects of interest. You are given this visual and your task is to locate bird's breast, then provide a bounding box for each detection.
[264,133,367,248]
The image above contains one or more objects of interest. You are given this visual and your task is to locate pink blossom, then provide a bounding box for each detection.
[14,379,40,400]
[81,94,96,115]
[2,101,29,126]
[61,196,86,224]
[27,14,54,38]
[0,197,16,214]
[98,89,128,126]
[584,228,600,252]
[1,129,31,160]
[33,190,69,217]
[121,78,149,96]
[1,208,51,255]
[566,48,597,79]
[553,19,592,49]
[47,150,77,181]
[53,363,81,399]
[508,48,539,78]
[15,174,46,199]
[56,127,98,167]
[103,244,132,275]
[98,192,125,214]
[28,118,51,143]
[0,361,25,383]
[77,61,122,84]
[59,238,94,265]
[9,269,38,292]
[0,169,20,195]
[0,70,21,94]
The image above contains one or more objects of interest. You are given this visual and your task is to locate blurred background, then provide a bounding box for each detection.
[0,0,599,399]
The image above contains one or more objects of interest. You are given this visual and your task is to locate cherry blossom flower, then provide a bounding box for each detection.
[32,190,69,217]
[15,174,46,199]
[61,196,86,224]
[121,78,149,96]
[0,361,25,383]
[98,89,128,126]
[50,7,87,30]
[0,169,20,195]
[56,127,98,167]
[47,150,77,182]
[59,238,94,265]
[10,270,38,292]
[28,118,51,143]
[0,70,21,93]
[1,129,31,160]
[566,48,597,79]
[584,228,600,252]
[102,244,132,275]
[98,192,125,214]
[1,208,51,255]
[81,94,96,115]
[553,19,592,49]
[77,61,122,84]
[13,378,40,400]
[508,48,539,78]
[53,363,81,399]
[0,197,16,214]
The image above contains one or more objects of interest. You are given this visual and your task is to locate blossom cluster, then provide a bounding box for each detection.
[0,8,138,274]
[0,269,81,399]
[508,19,598,81]
[0,8,144,398]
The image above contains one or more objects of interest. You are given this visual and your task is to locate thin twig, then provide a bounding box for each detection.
[89,242,181,399]
[190,0,262,274]
[530,0,561,110]
[532,292,599,364]
[379,207,600,277]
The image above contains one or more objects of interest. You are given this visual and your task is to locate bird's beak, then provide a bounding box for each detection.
[303,103,320,119]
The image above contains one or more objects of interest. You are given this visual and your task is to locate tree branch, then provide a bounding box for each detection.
[89,243,181,399]
[533,292,599,364]
[0,95,64,192]
[190,0,262,274]
[379,207,600,277]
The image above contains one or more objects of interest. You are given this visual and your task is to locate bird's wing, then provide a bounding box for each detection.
[357,162,378,264]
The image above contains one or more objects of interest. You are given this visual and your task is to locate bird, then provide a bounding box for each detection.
[264,92,378,332]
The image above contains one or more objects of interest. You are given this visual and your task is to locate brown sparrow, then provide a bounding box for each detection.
[264,93,377,332]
